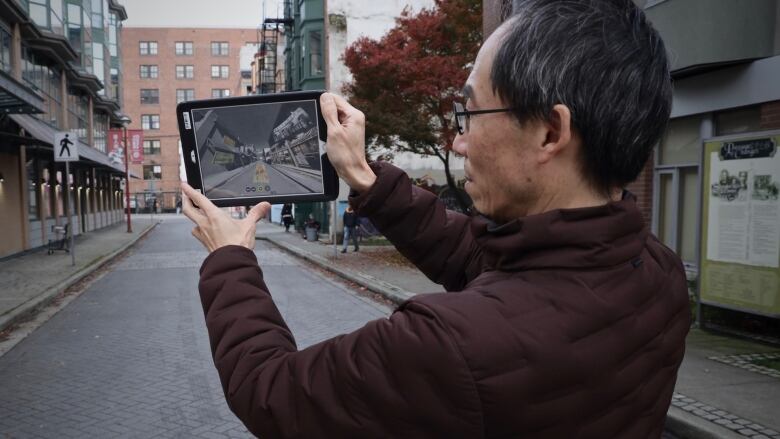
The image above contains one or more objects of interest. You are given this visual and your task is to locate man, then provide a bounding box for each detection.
[281,203,293,232]
[341,205,359,253]
[182,1,690,437]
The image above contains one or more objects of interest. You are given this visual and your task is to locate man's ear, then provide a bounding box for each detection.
[538,104,574,164]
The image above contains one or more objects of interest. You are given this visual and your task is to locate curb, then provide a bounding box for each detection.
[665,406,745,439]
[0,223,159,334]
[259,235,415,306]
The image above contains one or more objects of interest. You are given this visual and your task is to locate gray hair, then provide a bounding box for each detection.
[493,0,672,193]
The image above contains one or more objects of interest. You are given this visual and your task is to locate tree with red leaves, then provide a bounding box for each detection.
[342,0,482,212]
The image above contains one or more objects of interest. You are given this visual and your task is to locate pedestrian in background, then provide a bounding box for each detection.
[341,206,359,253]
[281,203,293,232]
[182,1,689,436]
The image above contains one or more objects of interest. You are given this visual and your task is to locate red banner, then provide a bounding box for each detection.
[108,129,124,168]
[107,129,145,166]
[128,130,144,164]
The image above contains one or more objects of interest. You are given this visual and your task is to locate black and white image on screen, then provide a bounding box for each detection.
[192,100,324,199]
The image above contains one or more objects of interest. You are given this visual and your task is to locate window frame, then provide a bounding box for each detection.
[174,41,194,56]
[139,41,158,56]
[139,64,158,79]
[141,114,160,130]
[176,88,195,104]
[143,139,161,155]
[176,64,194,79]
[143,164,162,180]
[211,64,229,79]
[211,88,231,98]
[211,41,229,56]
[140,88,160,105]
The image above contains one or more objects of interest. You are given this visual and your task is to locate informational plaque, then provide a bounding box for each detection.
[700,134,780,317]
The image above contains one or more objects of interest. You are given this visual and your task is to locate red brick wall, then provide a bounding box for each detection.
[761,100,780,130]
[122,27,257,209]
[625,155,654,228]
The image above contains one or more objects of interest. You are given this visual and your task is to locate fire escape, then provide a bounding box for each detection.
[258,0,293,94]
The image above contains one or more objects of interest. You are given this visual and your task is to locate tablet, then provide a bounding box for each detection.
[177,90,339,207]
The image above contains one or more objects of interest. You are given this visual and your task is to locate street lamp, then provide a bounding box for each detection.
[119,115,133,233]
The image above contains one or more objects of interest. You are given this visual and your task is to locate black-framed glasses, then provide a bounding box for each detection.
[453,102,516,135]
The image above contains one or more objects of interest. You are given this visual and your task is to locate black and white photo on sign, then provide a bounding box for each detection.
[191,100,324,199]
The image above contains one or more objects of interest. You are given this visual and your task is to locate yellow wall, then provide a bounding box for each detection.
[0,152,25,258]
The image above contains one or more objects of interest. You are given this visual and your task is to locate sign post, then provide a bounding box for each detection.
[54,131,79,266]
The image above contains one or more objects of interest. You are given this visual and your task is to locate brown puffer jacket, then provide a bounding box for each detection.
[198,162,691,438]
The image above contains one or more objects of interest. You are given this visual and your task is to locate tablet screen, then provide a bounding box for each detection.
[191,99,325,200]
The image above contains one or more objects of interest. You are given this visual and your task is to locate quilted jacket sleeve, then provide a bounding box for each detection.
[350,162,492,291]
[198,246,483,439]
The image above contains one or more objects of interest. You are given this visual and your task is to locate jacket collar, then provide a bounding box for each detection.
[471,192,648,270]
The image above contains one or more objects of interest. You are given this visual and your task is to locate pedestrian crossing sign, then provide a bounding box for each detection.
[54,131,79,162]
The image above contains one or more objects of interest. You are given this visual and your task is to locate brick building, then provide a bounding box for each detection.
[121,27,258,211]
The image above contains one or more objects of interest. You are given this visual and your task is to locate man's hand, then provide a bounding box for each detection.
[181,182,270,253]
[319,93,377,192]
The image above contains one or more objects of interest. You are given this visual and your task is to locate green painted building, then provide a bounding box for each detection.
[283,0,329,233]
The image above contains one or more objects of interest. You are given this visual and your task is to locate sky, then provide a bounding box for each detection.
[122,0,282,28]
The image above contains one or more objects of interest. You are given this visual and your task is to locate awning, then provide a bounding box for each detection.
[0,70,45,114]
[9,114,140,178]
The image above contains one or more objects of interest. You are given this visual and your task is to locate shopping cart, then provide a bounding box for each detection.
[47,223,70,254]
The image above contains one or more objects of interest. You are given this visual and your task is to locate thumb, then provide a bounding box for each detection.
[320,93,341,129]
[246,202,271,224]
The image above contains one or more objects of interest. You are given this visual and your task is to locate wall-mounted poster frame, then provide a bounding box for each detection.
[699,130,780,319]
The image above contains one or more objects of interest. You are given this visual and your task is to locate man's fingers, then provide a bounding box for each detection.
[331,93,354,113]
[320,93,342,129]
[181,193,206,225]
[246,202,271,224]
[181,182,220,216]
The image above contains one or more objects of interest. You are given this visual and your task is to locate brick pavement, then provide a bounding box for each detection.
[0,216,391,438]
[0,218,156,333]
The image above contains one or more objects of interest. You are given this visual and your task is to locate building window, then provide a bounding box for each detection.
[67,91,89,143]
[93,112,108,153]
[27,158,39,221]
[175,41,193,56]
[715,105,763,136]
[143,165,162,180]
[140,89,160,104]
[22,46,63,129]
[309,30,323,76]
[140,64,158,79]
[139,41,158,55]
[176,89,195,104]
[143,139,161,155]
[0,26,12,73]
[211,88,231,98]
[211,41,229,56]
[141,114,160,130]
[653,114,704,265]
[176,65,194,79]
[211,65,229,79]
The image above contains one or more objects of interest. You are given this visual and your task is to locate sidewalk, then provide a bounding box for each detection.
[257,221,780,439]
[0,218,157,333]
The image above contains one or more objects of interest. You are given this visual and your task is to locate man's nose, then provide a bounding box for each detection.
[451,134,468,157]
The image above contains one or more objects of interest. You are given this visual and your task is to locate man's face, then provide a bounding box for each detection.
[451,29,546,221]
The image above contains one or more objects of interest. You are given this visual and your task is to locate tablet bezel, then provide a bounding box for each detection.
[176,90,339,207]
